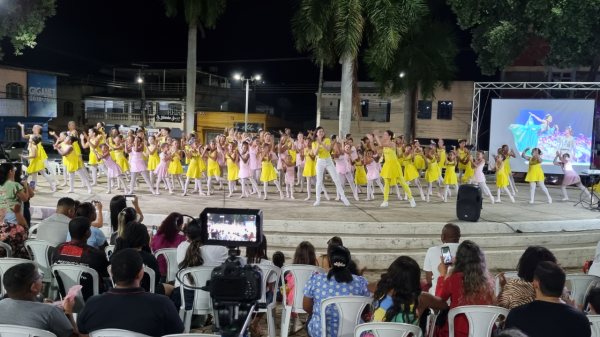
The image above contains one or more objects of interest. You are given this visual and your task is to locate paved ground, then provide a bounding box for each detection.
[30,176,600,223]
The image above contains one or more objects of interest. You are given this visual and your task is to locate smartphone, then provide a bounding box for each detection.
[29,181,35,188]
[22,174,28,181]
[92,200,99,206]
[441,246,452,265]
[125,194,135,201]
[152,225,157,236]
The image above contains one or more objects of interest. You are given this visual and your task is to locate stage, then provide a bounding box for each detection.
[29,178,600,270]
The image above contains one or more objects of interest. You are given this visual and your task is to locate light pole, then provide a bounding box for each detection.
[234,74,261,132]
[137,76,148,126]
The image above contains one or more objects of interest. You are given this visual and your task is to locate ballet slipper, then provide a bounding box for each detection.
[304,196,310,201]
[495,198,501,203]
[66,189,74,193]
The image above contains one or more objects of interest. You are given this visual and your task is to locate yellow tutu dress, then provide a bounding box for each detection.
[227,154,239,181]
[525,160,545,182]
[437,149,446,176]
[354,161,367,184]
[462,162,474,183]
[147,145,160,171]
[496,166,509,188]
[425,158,440,183]
[504,156,512,175]
[403,155,420,181]
[457,149,468,170]
[443,161,457,185]
[186,150,206,179]
[302,149,316,177]
[70,133,82,156]
[397,148,404,167]
[413,152,426,170]
[27,144,46,173]
[288,149,297,163]
[114,149,130,172]
[168,150,184,175]
[184,145,191,165]
[64,145,83,172]
[260,157,277,182]
[88,136,103,165]
[380,147,402,185]
[37,142,48,161]
[108,138,116,161]
[207,152,221,177]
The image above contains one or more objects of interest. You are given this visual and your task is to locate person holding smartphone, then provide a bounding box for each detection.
[423,223,461,295]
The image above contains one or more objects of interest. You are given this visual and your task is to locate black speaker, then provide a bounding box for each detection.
[456,184,482,222]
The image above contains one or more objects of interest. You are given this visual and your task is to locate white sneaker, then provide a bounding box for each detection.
[380,201,389,207]
[409,198,416,207]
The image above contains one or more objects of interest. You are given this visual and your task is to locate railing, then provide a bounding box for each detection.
[320,106,390,122]
[85,112,148,123]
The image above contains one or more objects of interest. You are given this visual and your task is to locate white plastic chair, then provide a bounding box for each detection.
[0,258,34,296]
[280,265,326,337]
[89,329,151,337]
[588,315,600,337]
[251,264,281,337]
[154,248,178,282]
[176,266,215,332]
[144,265,156,293]
[0,242,12,257]
[566,274,600,306]
[588,254,600,277]
[320,296,372,337]
[494,271,519,296]
[27,224,39,239]
[51,264,99,314]
[24,240,57,299]
[355,322,422,337]
[0,324,57,337]
[104,245,115,260]
[448,305,508,337]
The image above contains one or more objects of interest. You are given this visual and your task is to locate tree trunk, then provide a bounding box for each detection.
[339,53,353,138]
[185,22,198,132]
[585,53,600,82]
[410,88,418,140]
[316,61,323,127]
[351,56,361,133]
[403,86,418,141]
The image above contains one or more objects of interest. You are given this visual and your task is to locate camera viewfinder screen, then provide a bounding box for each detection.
[206,213,258,243]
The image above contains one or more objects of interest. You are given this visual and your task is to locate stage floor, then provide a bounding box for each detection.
[29,179,600,224]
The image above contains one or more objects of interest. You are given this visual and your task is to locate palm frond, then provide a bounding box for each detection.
[162,0,179,18]
[333,0,364,59]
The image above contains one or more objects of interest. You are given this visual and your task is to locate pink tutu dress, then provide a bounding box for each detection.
[560,162,580,185]
[366,160,381,181]
[285,166,295,184]
[217,151,226,167]
[334,155,349,176]
[249,146,259,171]
[295,142,305,166]
[154,153,170,178]
[102,153,122,178]
[238,154,251,179]
[129,148,147,173]
[473,162,486,183]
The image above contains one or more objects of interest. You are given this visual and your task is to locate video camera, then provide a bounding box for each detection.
[199,208,265,337]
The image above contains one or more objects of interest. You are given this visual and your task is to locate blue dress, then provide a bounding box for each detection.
[509,115,555,155]
[303,272,370,337]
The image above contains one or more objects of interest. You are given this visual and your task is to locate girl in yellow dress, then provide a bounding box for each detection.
[402,145,425,200]
[67,121,82,160]
[354,150,367,194]
[110,135,130,181]
[18,122,60,185]
[19,136,56,191]
[457,139,468,184]
[522,147,552,204]
[302,138,319,200]
[79,128,107,186]
[145,136,160,184]
[206,141,221,196]
[437,139,446,182]
[442,151,458,201]
[182,139,206,196]
[412,140,426,175]
[489,154,515,203]
[502,145,518,194]
[459,151,474,184]
[424,147,444,202]
[259,143,283,200]
[168,140,185,190]
[55,136,92,194]
[225,142,240,198]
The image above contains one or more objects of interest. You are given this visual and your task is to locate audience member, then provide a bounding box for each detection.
[109,195,143,244]
[424,223,461,294]
[303,246,370,337]
[36,197,76,246]
[505,261,591,337]
[272,251,285,303]
[435,240,496,337]
[498,246,570,309]
[318,236,343,270]
[65,202,108,250]
[112,221,173,296]
[0,203,28,258]
[588,288,600,314]
[150,212,186,279]
[246,234,277,337]
[176,220,228,267]
[287,241,319,333]
[0,163,30,258]
[52,217,111,299]
[369,256,448,323]
[13,163,34,227]
[0,263,78,337]
[77,248,184,336]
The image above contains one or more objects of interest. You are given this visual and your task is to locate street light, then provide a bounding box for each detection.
[234,74,262,132]
[137,77,143,83]
[399,72,405,78]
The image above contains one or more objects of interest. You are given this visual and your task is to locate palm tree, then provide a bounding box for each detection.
[291,0,426,136]
[162,0,227,130]
[366,20,458,141]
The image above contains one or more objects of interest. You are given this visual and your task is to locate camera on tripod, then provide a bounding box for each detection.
[199,208,266,337]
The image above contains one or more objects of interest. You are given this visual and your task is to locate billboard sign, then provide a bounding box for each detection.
[155,102,182,123]
[27,73,57,117]
[0,98,25,116]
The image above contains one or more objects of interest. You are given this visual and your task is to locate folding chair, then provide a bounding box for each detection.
[587,314,600,337]
[0,258,32,296]
[494,271,519,296]
[565,274,600,306]
[24,240,57,299]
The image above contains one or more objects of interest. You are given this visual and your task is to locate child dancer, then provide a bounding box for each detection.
[168,140,185,190]
[468,151,495,204]
[183,139,206,196]
[459,151,474,184]
[239,141,260,198]
[206,141,221,196]
[412,140,426,176]
[146,136,160,185]
[295,132,305,189]
[522,147,552,204]
[129,136,156,195]
[403,145,426,200]
[55,136,92,194]
[333,142,359,201]
[94,144,129,194]
[457,139,468,184]
[226,142,240,198]
[154,143,174,195]
[217,135,227,190]
[50,131,69,186]
[354,149,367,194]
[364,149,382,201]
[67,121,82,160]
[19,136,56,191]
[489,154,515,203]
[18,122,59,185]
[259,143,283,200]
[437,139,447,184]
[425,147,444,202]
[502,145,518,194]
[283,154,295,199]
[110,135,130,182]
[554,151,590,201]
[79,128,108,186]
[249,137,261,186]
[443,150,458,201]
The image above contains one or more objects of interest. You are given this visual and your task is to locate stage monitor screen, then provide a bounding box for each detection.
[206,213,258,243]
[489,99,594,174]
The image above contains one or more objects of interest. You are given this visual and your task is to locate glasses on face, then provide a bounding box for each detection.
[34,271,44,282]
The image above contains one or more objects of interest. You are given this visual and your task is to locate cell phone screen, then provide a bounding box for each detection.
[152,225,157,236]
[441,246,452,265]
[125,194,135,201]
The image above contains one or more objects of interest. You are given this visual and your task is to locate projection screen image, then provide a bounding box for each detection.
[489,99,595,174]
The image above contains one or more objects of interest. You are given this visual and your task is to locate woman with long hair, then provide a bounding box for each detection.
[108,195,143,245]
[436,240,496,337]
[0,162,29,258]
[150,212,186,279]
[312,127,350,206]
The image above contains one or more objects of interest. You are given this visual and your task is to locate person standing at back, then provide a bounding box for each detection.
[505,261,591,337]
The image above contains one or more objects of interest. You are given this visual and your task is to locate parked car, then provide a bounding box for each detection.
[3,141,28,161]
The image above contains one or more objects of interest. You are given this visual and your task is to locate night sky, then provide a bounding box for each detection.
[0,0,497,122]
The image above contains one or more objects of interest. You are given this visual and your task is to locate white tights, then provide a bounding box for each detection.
[474,181,495,203]
[444,183,459,200]
[68,168,92,193]
[156,175,173,194]
[107,174,128,194]
[338,172,359,201]
[240,177,260,198]
[171,174,184,190]
[427,181,444,202]
[296,165,304,186]
[43,159,59,183]
[304,177,329,200]
[206,175,220,195]
[31,170,55,191]
[529,181,552,203]
[561,183,589,201]
[263,180,283,200]
[285,183,295,199]
[130,171,155,194]
[407,178,425,200]
[508,174,518,194]
[183,177,204,196]
[496,186,515,203]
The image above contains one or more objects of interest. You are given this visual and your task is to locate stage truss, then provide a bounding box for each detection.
[470,82,600,150]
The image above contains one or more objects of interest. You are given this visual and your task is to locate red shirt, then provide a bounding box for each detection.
[435,272,495,337]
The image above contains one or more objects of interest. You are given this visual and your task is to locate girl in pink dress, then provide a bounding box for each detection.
[295,133,305,190]
[283,154,296,199]
[217,135,227,190]
[129,136,156,195]
[333,143,359,201]
[467,150,495,204]
[238,141,260,198]
[363,150,381,201]
[154,143,174,194]
[554,151,592,201]
[94,143,129,194]
[249,137,261,184]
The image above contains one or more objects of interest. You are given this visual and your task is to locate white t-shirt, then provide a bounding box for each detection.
[175,241,230,287]
[423,243,460,295]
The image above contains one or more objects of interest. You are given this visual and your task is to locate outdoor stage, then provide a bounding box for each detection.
[30,179,600,270]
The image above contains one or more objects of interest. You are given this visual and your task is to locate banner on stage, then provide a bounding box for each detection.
[27,73,57,117]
